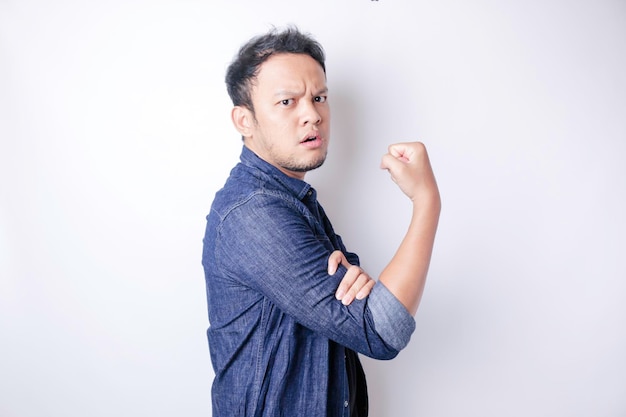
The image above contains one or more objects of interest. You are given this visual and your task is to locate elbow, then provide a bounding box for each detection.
[366,348,400,361]
[359,328,413,360]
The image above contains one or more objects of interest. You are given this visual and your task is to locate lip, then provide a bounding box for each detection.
[300,130,322,143]
[299,131,324,149]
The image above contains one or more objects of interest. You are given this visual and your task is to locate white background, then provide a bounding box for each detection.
[1,1,625,416]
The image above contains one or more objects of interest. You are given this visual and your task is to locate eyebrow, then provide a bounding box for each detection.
[273,87,328,98]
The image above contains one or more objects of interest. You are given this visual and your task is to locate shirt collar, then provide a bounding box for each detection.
[239,145,314,201]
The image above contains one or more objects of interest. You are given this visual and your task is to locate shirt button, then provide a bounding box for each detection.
[344,400,349,408]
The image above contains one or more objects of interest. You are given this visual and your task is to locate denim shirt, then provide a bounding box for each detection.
[202,146,416,416]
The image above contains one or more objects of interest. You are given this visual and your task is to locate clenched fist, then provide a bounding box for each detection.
[380,142,440,206]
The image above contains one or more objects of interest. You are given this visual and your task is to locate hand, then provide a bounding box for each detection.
[328,250,375,305]
[380,142,439,204]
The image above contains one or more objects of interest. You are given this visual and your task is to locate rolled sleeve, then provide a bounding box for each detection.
[367,282,416,351]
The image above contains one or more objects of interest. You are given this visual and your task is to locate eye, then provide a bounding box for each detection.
[314,96,327,103]
[280,99,294,106]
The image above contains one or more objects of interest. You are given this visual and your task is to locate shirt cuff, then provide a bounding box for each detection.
[368,282,416,351]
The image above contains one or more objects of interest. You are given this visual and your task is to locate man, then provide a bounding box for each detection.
[202,27,440,416]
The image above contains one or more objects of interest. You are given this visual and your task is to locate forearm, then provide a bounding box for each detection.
[378,194,440,315]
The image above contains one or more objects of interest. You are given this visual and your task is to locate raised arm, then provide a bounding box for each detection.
[379,142,441,315]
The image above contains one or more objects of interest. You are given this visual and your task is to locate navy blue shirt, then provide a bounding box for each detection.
[202,146,415,416]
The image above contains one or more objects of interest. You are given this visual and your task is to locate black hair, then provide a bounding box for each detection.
[225,26,326,112]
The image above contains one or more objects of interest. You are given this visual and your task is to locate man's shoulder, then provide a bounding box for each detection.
[210,164,303,219]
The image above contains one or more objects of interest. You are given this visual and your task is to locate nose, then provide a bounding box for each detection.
[302,101,322,125]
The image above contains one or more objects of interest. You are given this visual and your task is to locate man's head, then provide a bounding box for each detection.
[227,27,331,180]
[226,27,326,112]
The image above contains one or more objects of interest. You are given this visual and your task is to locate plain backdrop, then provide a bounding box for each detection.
[1,1,625,416]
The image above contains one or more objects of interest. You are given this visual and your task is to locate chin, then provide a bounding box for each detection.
[306,153,327,171]
[287,156,327,174]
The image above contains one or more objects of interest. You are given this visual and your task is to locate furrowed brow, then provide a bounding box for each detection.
[273,87,328,98]
[273,89,303,98]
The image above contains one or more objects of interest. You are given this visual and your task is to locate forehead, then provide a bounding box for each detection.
[254,53,327,93]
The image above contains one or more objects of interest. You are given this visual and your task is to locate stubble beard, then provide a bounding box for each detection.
[278,150,328,173]
[252,116,329,174]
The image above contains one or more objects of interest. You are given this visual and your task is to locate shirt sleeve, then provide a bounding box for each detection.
[214,192,415,359]
[367,281,415,351]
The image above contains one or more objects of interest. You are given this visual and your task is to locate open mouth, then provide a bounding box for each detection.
[301,132,321,144]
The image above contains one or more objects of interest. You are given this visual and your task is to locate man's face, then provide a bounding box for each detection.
[238,53,330,180]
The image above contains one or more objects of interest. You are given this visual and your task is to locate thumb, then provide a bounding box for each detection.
[328,250,348,275]
[380,152,407,176]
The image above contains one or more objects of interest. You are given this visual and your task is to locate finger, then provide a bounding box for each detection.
[341,273,370,305]
[380,154,406,185]
[327,250,347,275]
[356,279,376,300]
[335,266,360,300]
[382,142,426,169]
[380,152,406,172]
[391,142,426,161]
[388,144,411,162]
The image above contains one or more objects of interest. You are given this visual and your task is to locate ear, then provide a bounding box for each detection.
[231,106,254,138]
